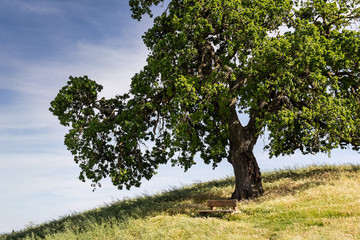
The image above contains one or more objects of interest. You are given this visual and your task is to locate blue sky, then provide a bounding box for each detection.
[0,0,359,234]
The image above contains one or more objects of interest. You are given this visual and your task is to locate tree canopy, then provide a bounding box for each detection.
[50,0,360,198]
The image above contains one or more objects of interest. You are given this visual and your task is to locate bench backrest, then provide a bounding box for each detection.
[207,199,238,209]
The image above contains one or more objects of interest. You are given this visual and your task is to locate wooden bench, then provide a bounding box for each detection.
[199,199,239,213]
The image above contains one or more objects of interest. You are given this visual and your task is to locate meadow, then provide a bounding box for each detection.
[1,165,360,239]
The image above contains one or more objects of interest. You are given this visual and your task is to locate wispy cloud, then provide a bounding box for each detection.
[0,39,149,168]
[0,0,62,15]
[18,1,62,15]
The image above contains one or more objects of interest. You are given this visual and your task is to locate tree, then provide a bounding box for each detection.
[50,0,360,200]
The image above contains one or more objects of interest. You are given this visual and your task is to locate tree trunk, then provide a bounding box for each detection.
[229,139,264,200]
[227,103,264,200]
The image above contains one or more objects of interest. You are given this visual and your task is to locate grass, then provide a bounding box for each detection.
[1,164,360,239]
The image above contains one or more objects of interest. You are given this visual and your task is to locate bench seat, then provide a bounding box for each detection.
[199,199,240,213]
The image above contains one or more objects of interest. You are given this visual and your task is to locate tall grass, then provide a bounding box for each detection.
[2,165,360,239]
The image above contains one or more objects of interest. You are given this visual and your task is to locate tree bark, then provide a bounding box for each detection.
[229,137,264,200]
[227,102,264,200]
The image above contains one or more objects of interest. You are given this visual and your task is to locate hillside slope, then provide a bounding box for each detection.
[2,165,360,240]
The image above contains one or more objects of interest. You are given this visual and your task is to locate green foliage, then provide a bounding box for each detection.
[50,76,164,189]
[2,165,360,239]
[252,1,360,156]
[50,0,360,190]
[129,0,165,20]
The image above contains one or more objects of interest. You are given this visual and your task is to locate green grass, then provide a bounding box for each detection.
[2,165,360,239]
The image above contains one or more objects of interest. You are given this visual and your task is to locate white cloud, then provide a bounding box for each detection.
[0,33,149,143]
[20,2,62,15]
[2,38,147,96]
[1,0,62,15]
[64,40,149,97]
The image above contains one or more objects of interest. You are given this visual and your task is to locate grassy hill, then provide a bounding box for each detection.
[1,165,360,240]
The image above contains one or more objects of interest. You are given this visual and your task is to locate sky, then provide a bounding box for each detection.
[0,0,359,234]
